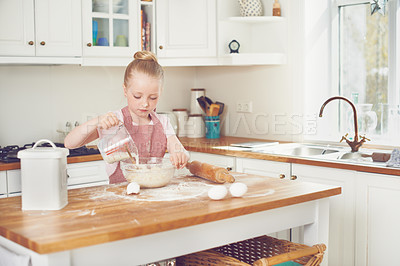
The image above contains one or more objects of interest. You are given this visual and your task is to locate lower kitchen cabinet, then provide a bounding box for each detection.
[236,157,291,179]
[236,157,291,241]
[0,171,6,198]
[7,169,22,197]
[66,161,109,188]
[355,172,400,266]
[291,164,356,266]
[236,158,356,266]
[0,161,109,197]
[189,152,236,171]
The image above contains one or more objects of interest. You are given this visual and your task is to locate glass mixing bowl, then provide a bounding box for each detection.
[120,157,175,188]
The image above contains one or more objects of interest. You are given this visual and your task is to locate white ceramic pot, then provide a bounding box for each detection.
[238,0,263,16]
[186,114,205,138]
[173,108,188,137]
[158,111,178,134]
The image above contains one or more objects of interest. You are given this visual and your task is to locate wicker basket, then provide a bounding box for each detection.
[176,235,326,266]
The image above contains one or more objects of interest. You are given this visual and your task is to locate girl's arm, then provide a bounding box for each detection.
[167,135,189,169]
[64,112,120,149]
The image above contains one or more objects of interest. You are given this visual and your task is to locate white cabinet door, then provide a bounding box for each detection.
[291,164,356,266]
[0,0,81,57]
[0,0,35,56]
[0,171,7,198]
[67,161,109,188]
[156,0,217,58]
[236,157,290,179]
[236,157,291,240]
[82,0,139,59]
[34,0,82,56]
[355,172,400,266]
[189,152,235,171]
[7,169,22,197]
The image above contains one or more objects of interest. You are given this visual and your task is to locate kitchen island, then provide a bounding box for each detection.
[0,172,340,266]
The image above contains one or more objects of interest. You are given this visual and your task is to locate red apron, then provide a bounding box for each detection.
[109,106,167,184]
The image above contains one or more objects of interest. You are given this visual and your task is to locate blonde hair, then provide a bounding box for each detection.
[123,51,164,89]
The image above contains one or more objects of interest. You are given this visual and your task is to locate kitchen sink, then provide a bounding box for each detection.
[281,146,340,156]
[337,152,362,160]
[253,143,343,157]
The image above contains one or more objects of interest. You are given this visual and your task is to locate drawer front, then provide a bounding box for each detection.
[67,161,108,186]
[189,152,236,171]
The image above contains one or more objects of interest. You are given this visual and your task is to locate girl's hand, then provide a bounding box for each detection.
[99,112,120,129]
[169,151,189,170]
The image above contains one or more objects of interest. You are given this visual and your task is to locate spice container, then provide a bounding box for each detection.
[97,124,138,164]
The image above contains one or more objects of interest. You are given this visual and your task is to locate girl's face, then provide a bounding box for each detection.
[124,72,161,122]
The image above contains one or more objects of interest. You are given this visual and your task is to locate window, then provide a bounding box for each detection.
[337,0,398,144]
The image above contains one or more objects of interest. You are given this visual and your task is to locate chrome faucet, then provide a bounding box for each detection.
[319,96,369,152]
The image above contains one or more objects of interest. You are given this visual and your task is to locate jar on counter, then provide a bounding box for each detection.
[186,114,205,138]
[173,108,188,137]
[190,88,205,115]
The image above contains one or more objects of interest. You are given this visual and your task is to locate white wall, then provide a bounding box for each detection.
[0,0,322,146]
[0,65,196,146]
[195,65,296,141]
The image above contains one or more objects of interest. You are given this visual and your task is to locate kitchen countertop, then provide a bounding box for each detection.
[179,136,400,176]
[1,136,398,176]
[0,173,340,259]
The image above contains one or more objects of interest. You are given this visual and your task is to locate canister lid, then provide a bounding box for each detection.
[17,139,69,159]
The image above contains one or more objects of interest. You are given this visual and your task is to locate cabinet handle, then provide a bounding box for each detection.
[290,175,297,180]
[40,41,46,46]
[159,45,163,50]
[279,174,285,179]
[226,167,233,171]
[87,43,92,47]
[28,41,34,45]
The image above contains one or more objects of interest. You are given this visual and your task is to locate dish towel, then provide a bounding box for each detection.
[386,148,400,168]
[0,245,31,266]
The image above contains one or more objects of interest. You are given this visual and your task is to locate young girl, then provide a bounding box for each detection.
[64,51,189,184]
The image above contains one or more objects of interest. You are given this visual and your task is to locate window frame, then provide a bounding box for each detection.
[333,0,399,145]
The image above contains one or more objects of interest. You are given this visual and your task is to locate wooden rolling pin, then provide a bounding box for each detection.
[186,161,235,184]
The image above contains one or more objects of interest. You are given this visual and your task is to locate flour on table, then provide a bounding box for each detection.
[89,174,275,202]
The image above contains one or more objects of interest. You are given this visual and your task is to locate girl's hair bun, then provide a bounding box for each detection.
[133,51,158,63]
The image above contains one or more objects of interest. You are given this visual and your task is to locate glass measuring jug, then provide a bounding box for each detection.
[97,124,138,164]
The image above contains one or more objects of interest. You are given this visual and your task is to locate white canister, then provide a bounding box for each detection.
[173,108,188,137]
[17,139,69,210]
[190,88,205,115]
[157,111,178,134]
[186,114,205,138]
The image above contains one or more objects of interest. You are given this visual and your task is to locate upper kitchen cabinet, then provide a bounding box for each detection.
[0,0,82,64]
[156,0,218,66]
[81,0,141,66]
[217,0,287,65]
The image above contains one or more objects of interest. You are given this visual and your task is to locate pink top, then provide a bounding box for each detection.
[98,108,174,184]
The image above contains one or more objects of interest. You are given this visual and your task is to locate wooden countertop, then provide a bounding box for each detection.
[1,136,399,176]
[0,173,340,254]
[179,136,400,176]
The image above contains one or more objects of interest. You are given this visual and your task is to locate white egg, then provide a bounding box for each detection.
[208,186,228,200]
[127,182,140,195]
[229,182,248,197]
